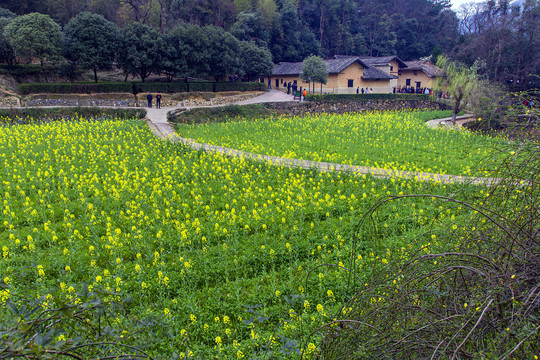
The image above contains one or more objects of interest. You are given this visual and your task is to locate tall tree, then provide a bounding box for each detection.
[162,24,191,81]
[0,7,16,19]
[238,41,273,81]
[4,13,63,67]
[0,18,15,66]
[63,12,121,82]
[118,22,163,82]
[203,25,241,80]
[230,12,270,47]
[164,23,211,79]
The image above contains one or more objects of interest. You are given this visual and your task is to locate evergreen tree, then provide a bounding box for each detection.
[300,55,328,93]
[238,40,273,81]
[118,22,163,82]
[4,13,63,67]
[63,12,121,82]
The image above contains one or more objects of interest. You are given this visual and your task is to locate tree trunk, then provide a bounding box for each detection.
[319,5,324,48]
[452,95,462,125]
[94,66,98,83]
[40,60,48,83]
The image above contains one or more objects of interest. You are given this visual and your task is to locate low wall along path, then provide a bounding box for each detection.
[146,90,488,185]
[2,90,483,185]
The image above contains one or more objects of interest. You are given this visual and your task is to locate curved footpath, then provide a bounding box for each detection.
[147,91,492,186]
[3,90,490,185]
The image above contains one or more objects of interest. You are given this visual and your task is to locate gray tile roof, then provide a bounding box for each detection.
[272,55,404,80]
[273,57,370,76]
[362,66,397,80]
[402,60,444,77]
[335,55,408,68]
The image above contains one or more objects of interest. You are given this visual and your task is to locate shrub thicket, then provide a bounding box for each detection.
[306,93,432,101]
[0,107,146,124]
[312,141,539,359]
[18,81,265,95]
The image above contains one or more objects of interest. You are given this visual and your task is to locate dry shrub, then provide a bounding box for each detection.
[315,142,539,359]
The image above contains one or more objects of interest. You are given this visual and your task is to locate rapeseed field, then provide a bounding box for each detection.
[0,117,495,358]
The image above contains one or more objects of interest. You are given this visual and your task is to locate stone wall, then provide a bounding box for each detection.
[263,99,449,116]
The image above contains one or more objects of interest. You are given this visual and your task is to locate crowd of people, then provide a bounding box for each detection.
[394,86,451,99]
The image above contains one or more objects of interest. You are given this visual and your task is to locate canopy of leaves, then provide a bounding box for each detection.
[435,55,479,121]
[203,25,241,81]
[63,12,121,82]
[4,12,62,65]
[239,41,273,81]
[118,22,163,82]
[0,7,16,18]
[300,55,328,85]
[0,17,15,66]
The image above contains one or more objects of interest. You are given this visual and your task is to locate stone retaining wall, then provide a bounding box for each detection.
[263,99,449,115]
[0,97,19,107]
[179,92,263,107]
[25,98,140,107]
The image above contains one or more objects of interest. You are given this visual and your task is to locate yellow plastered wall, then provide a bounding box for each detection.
[269,62,394,94]
[397,70,435,89]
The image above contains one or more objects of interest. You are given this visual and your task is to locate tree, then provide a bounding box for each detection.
[300,55,328,93]
[118,22,163,82]
[163,23,211,80]
[63,12,121,82]
[162,24,190,81]
[0,7,16,19]
[203,25,241,81]
[0,17,15,66]
[230,12,270,48]
[434,55,479,124]
[238,41,273,81]
[4,13,62,67]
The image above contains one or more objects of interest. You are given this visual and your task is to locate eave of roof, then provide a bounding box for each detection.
[362,66,398,80]
[402,60,444,77]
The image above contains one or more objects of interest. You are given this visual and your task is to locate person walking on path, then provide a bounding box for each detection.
[302,89,307,102]
[267,77,272,90]
[147,93,153,108]
[156,93,162,109]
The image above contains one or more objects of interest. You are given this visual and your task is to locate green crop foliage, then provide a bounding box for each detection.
[0,117,496,359]
[177,110,507,177]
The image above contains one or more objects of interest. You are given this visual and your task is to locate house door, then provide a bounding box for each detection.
[276,79,279,88]
[416,82,421,89]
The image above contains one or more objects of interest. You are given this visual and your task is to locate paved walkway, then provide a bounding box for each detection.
[3,91,487,185]
[144,92,491,185]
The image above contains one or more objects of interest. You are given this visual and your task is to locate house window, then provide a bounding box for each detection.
[348,79,354,87]
[390,66,394,71]
[413,71,417,76]
[275,79,279,88]
[406,79,411,86]
[416,82,421,89]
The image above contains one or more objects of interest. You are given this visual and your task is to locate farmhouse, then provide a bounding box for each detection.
[269,56,443,94]
[397,60,444,91]
[270,56,407,94]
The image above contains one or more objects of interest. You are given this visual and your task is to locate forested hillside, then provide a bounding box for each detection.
[1,0,538,88]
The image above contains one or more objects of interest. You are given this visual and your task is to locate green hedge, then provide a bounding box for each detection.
[0,107,146,125]
[305,93,432,101]
[18,81,265,95]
